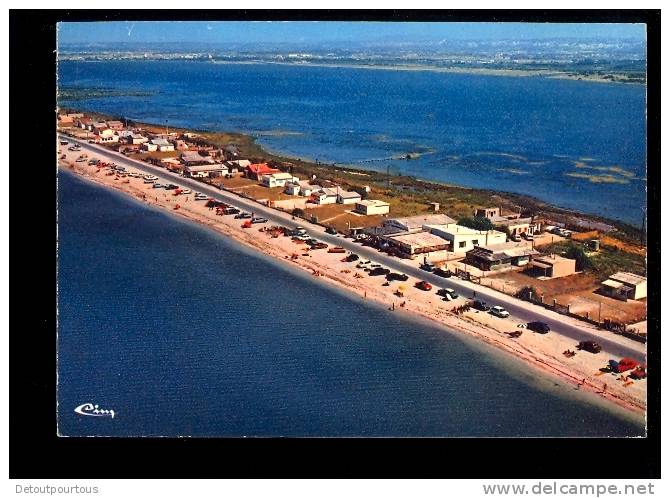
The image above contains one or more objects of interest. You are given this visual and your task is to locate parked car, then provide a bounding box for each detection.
[490,306,510,318]
[420,262,436,272]
[369,267,390,276]
[235,212,252,219]
[437,288,459,300]
[223,207,240,215]
[577,341,602,354]
[153,183,164,189]
[527,321,550,334]
[472,300,490,312]
[164,184,178,190]
[325,227,338,235]
[386,272,409,282]
[345,253,360,262]
[311,242,328,250]
[433,268,452,278]
[415,281,432,291]
[251,217,268,224]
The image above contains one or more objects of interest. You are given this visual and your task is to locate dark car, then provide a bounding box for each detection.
[235,212,252,219]
[311,242,328,250]
[345,253,360,262]
[420,262,437,272]
[433,268,452,278]
[472,300,490,311]
[577,341,602,354]
[386,272,409,281]
[369,267,390,276]
[326,227,338,235]
[224,207,240,215]
[164,184,179,190]
[527,321,551,334]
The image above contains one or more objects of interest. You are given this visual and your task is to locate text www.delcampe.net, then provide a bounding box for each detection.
[482,482,655,497]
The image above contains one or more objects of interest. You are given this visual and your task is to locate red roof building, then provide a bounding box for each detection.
[246,163,280,180]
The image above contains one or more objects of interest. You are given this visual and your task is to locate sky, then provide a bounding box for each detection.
[58,21,646,46]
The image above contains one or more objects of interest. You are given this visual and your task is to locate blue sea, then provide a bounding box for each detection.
[58,60,646,225]
[57,171,643,437]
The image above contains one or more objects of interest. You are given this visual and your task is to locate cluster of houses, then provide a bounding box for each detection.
[245,163,391,216]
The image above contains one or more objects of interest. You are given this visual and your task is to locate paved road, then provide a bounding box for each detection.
[62,135,646,362]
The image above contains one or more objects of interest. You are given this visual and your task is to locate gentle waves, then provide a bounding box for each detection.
[58,60,646,225]
[57,172,643,436]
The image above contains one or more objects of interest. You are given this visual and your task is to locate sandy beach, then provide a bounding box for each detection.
[58,146,647,420]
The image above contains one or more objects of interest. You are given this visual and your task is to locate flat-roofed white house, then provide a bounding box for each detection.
[425,224,507,253]
[383,214,456,233]
[260,172,298,188]
[183,163,229,178]
[125,133,148,145]
[355,199,390,216]
[383,231,450,261]
[96,128,119,143]
[150,138,175,152]
[337,190,362,205]
[312,188,339,205]
[142,142,158,152]
[600,272,647,301]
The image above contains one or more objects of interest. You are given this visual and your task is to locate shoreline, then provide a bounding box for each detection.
[58,109,646,239]
[58,149,647,422]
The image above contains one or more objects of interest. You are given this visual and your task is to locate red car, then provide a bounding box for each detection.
[415,281,432,291]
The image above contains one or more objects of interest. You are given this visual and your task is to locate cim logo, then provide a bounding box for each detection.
[74,403,116,419]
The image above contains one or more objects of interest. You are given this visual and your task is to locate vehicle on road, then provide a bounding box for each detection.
[328,247,346,253]
[415,281,432,291]
[164,184,178,190]
[180,188,192,195]
[153,183,164,189]
[577,341,602,354]
[420,262,436,272]
[251,217,268,224]
[527,321,550,334]
[326,227,338,235]
[223,207,240,215]
[75,157,86,162]
[433,268,452,278]
[490,306,510,318]
[345,253,360,262]
[235,212,252,219]
[472,300,491,311]
[60,139,69,145]
[194,193,208,200]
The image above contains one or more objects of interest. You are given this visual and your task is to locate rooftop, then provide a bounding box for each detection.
[151,138,172,146]
[357,199,390,207]
[608,271,647,286]
[387,214,456,230]
[426,223,500,236]
[185,164,228,172]
[338,190,362,199]
[533,254,576,265]
[387,231,450,248]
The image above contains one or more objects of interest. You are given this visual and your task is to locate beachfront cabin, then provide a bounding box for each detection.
[125,133,148,145]
[355,200,390,216]
[383,214,456,233]
[142,142,159,152]
[337,190,362,205]
[311,188,338,205]
[425,224,507,254]
[181,150,216,167]
[96,128,119,143]
[260,172,297,188]
[150,138,175,152]
[600,272,647,301]
[246,163,280,180]
[183,164,229,179]
[530,254,577,279]
[382,231,450,261]
[106,120,125,131]
[465,242,539,271]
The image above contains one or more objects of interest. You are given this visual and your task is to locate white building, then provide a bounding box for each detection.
[183,164,229,178]
[260,172,297,188]
[337,190,362,205]
[312,188,339,205]
[600,272,647,301]
[355,200,390,216]
[383,214,456,232]
[125,133,148,145]
[151,138,175,152]
[425,224,507,253]
[96,128,119,143]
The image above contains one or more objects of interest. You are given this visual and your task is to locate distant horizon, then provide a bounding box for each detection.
[58,21,646,46]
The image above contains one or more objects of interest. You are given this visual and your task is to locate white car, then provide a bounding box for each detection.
[490,306,510,318]
[180,189,192,195]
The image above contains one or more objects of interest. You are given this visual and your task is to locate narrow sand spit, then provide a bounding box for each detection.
[59,154,647,419]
